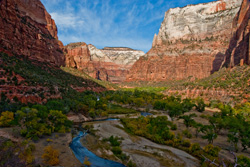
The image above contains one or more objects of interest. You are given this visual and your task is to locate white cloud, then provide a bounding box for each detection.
[50,12,84,29]
[41,0,178,52]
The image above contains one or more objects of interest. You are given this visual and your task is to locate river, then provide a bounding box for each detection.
[70,131,126,167]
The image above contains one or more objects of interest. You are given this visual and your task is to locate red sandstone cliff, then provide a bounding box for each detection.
[224,0,250,67]
[127,0,242,82]
[65,43,145,83]
[0,0,64,66]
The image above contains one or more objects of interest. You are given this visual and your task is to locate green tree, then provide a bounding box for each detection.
[49,110,71,132]
[238,155,250,167]
[167,102,183,120]
[195,98,205,112]
[182,98,195,113]
[201,125,217,144]
[208,114,225,134]
[179,113,197,129]
[46,100,64,112]
[192,122,203,138]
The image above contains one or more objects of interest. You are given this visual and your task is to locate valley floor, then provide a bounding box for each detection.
[82,119,199,167]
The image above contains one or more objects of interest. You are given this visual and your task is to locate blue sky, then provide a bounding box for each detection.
[41,0,214,52]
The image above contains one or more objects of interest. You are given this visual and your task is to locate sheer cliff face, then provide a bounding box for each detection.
[0,0,64,66]
[127,0,242,82]
[224,0,250,67]
[153,0,242,44]
[65,43,145,83]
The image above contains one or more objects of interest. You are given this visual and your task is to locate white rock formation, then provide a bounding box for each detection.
[153,0,243,46]
[88,45,145,68]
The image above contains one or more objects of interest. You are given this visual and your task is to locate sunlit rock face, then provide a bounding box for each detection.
[65,43,145,83]
[0,0,65,66]
[127,0,242,82]
[224,0,250,67]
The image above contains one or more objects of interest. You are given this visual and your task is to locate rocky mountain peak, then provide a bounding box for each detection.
[153,0,242,47]
[127,0,243,82]
[0,0,64,66]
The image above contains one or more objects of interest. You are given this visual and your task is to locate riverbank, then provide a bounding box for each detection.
[81,119,199,167]
[31,132,82,167]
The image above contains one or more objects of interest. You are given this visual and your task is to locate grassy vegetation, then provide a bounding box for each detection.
[121,116,175,144]
[182,66,250,91]
[103,135,136,167]
[122,65,250,102]
[61,67,119,90]
[0,138,36,166]
[0,52,103,90]
[107,104,138,114]
[122,86,167,93]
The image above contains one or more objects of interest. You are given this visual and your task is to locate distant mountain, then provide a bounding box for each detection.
[65,43,145,83]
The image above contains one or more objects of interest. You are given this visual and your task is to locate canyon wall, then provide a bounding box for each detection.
[65,43,145,83]
[224,0,250,67]
[0,0,64,66]
[127,0,242,82]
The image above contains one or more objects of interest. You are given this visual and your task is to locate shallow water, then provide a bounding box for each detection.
[140,112,153,116]
[70,131,126,167]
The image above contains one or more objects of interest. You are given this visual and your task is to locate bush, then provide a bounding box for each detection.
[127,160,136,167]
[238,155,250,167]
[181,139,191,147]
[203,144,221,157]
[83,157,91,166]
[182,129,192,138]
[46,100,64,112]
[111,146,122,156]
[189,143,201,154]
[89,110,96,118]
[0,111,14,127]
[108,136,121,147]
[195,98,205,112]
[42,145,59,166]
[170,124,177,130]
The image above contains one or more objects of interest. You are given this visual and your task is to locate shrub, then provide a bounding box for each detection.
[238,155,250,167]
[46,100,64,112]
[46,138,53,142]
[42,145,59,166]
[0,111,14,127]
[170,124,177,130]
[195,98,205,112]
[127,160,136,167]
[189,143,201,154]
[203,144,221,157]
[108,136,121,147]
[182,129,192,138]
[89,110,96,118]
[83,157,91,166]
[181,139,191,147]
[111,146,122,156]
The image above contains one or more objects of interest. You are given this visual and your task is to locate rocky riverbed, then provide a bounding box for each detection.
[81,119,199,167]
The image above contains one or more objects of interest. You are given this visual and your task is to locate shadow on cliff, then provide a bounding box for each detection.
[223,6,250,67]
[211,52,225,74]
